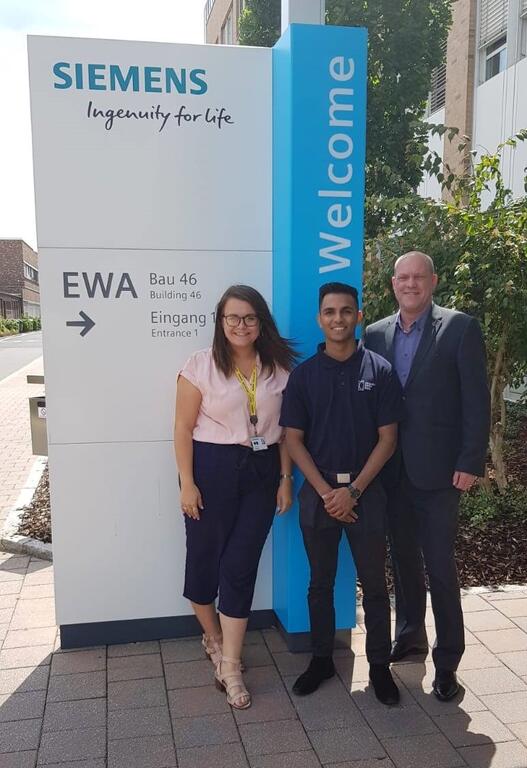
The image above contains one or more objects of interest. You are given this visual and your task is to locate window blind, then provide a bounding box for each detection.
[430,40,447,113]
[479,0,508,46]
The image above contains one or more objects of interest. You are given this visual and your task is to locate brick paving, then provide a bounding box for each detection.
[0,563,526,768]
[2,359,527,766]
[0,357,45,530]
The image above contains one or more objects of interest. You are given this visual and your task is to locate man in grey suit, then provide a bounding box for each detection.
[363,251,490,701]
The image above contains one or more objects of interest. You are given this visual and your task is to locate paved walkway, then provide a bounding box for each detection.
[0,356,44,531]
[1,564,527,768]
[2,358,527,767]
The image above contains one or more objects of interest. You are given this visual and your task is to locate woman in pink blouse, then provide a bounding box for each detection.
[174,284,296,710]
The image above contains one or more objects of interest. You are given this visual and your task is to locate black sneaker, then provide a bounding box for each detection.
[369,664,400,706]
[292,656,335,696]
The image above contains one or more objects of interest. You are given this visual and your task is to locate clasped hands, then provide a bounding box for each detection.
[321,486,358,523]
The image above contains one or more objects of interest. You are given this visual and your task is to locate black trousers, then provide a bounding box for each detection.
[299,480,391,664]
[388,463,464,671]
[183,441,280,619]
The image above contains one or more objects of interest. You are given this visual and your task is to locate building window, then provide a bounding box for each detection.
[429,40,447,113]
[479,0,508,80]
[0,297,22,319]
[521,0,527,57]
[238,0,246,18]
[485,35,507,79]
[23,301,41,319]
[479,0,508,47]
[204,0,216,26]
[221,7,233,44]
[23,262,39,283]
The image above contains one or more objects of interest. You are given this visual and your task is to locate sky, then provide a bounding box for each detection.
[0,0,204,249]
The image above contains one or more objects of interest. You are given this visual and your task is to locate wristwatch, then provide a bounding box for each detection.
[347,483,362,499]
[280,473,294,481]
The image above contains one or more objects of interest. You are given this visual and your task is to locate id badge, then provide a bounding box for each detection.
[250,436,268,452]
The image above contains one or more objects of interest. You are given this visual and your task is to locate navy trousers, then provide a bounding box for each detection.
[183,441,280,618]
[388,463,464,671]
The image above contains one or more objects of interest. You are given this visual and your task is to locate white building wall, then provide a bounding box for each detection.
[473,56,527,202]
[418,107,446,201]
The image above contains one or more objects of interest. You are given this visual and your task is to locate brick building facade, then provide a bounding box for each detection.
[205,0,246,44]
[0,239,40,319]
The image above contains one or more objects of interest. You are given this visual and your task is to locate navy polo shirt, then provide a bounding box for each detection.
[280,341,403,472]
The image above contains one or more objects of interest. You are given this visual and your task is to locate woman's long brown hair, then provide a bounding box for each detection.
[212,284,297,377]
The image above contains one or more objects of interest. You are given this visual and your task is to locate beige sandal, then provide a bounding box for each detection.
[202,634,245,671]
[202,633,223,666]
[215,656,251,710]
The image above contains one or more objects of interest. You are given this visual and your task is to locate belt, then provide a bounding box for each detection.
[318,467,358,484]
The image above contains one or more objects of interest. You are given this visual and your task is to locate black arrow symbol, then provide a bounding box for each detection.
[66,311,95,337]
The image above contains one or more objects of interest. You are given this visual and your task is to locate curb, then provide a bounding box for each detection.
[462,584,527,595]
[1,456,52,561]
[0,353,44,387]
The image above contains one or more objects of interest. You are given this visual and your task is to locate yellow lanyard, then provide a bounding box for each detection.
[234,366,258,433]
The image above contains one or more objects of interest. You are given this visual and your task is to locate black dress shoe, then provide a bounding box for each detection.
[369,664,400,706]
[432,669,459,701]
[389,643,429,663]
[292,656,335,696]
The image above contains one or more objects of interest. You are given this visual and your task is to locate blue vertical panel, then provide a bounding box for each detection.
[272,24,368,634]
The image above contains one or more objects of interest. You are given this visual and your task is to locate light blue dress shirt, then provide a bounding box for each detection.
[393,306,432,387]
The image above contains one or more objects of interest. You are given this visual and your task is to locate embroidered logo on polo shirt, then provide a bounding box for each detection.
[358,380,375,391]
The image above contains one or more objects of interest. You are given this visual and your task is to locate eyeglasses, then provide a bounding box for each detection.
[223,314,259,328]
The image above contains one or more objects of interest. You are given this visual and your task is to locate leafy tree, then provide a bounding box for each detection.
[363,134,527,491]
[328,1,452,236]
[239,0,453,236]
[362,195,461,323]
[238,0,280,47]
[449,135,527,491]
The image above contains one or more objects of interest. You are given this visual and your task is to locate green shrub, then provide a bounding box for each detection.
[459,488,499,528]
[0,319,17,335]
[460,483,527,529]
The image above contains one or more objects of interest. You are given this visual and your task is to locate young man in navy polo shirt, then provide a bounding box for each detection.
[280,282,403,704]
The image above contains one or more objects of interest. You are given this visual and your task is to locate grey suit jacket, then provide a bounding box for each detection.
[363,304,490,490]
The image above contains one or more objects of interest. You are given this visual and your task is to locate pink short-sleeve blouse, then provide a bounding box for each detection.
[179,348,289,446]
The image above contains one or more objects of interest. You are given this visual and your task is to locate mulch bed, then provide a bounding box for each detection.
[17,467,51,544]
[381,518,527,593]
[507,412,527,486]
[456,519,527,587]
[16,406,527,587]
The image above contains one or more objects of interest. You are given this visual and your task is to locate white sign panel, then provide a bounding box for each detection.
[28,35,273,633]
[38,248,271,445]
[29,36,271,252]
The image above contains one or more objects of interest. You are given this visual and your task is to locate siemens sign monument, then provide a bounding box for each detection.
[28,26,367,649]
